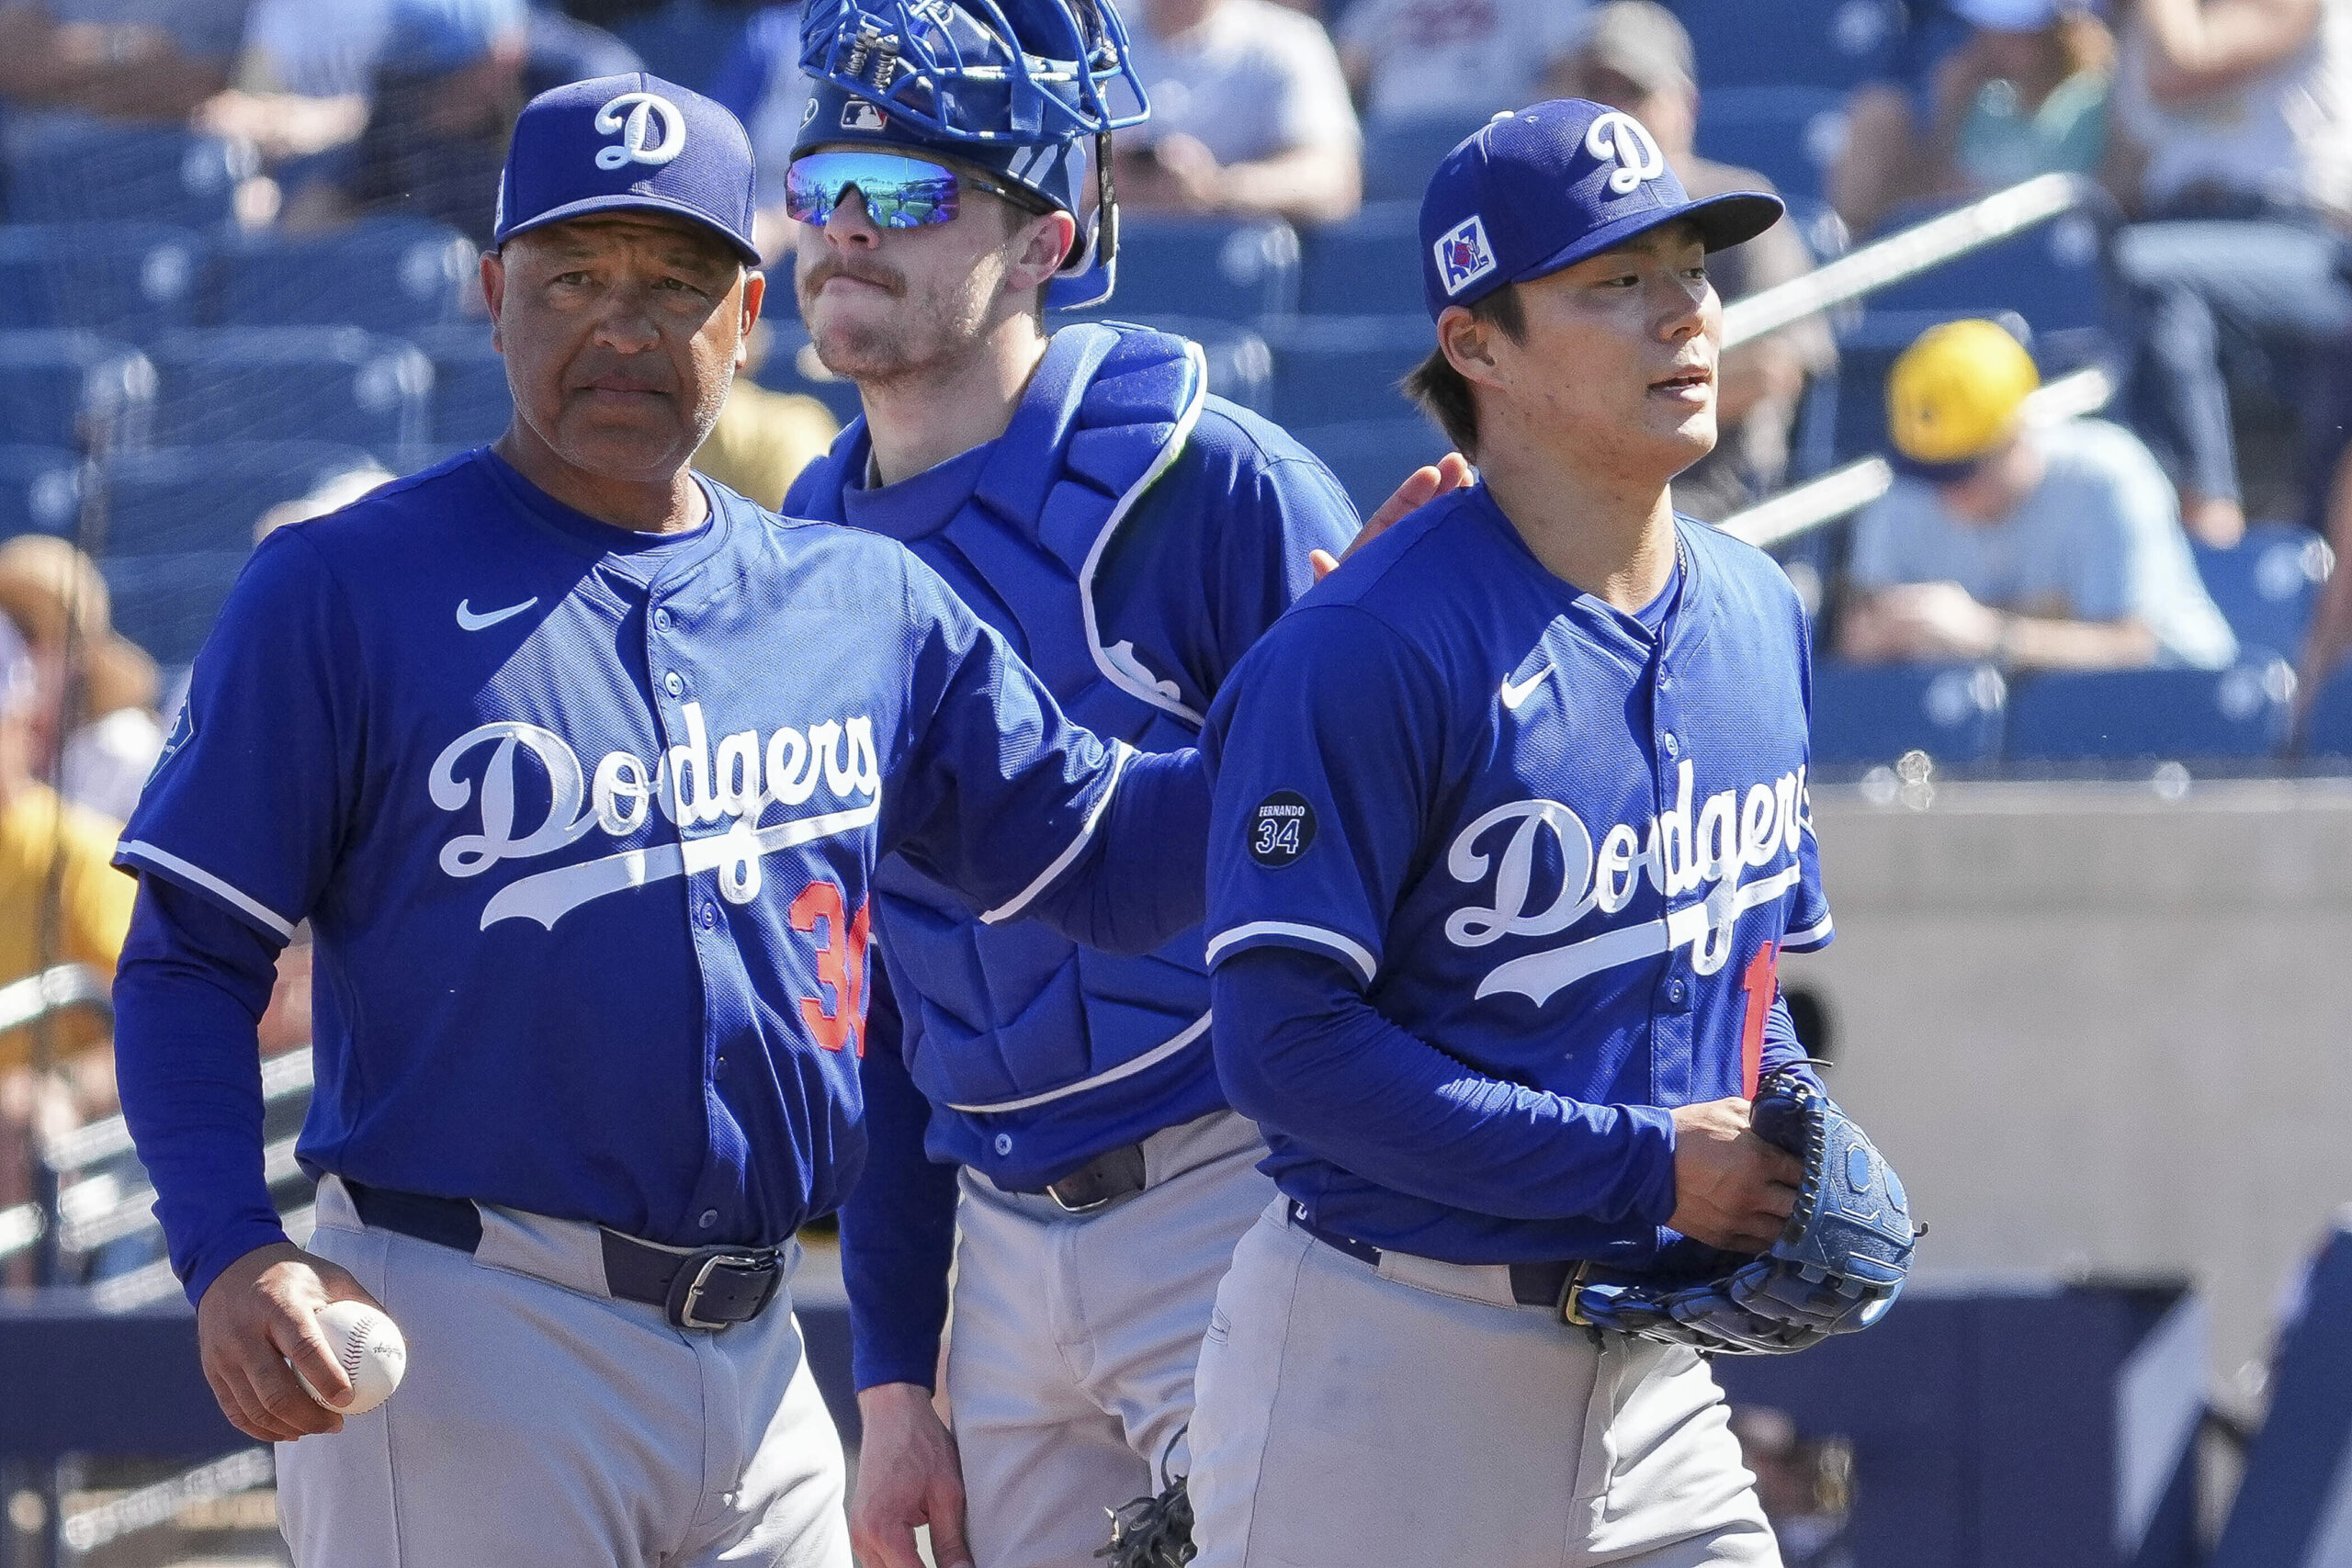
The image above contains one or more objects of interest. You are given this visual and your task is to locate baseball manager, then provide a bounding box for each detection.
[110,74,1208,1568]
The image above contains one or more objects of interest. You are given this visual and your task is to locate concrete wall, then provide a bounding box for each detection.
[1802,778,2352,1392]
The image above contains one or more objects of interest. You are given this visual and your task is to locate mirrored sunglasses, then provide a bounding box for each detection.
[785,151,1037,231]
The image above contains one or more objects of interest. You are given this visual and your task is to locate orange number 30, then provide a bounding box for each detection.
[789,881,871,1056]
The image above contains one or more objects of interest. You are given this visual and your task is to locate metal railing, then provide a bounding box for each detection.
[1722,172,2098,350]
[1723,364,2118,550]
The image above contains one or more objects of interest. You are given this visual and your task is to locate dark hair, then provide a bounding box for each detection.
[1403,285,1526,458]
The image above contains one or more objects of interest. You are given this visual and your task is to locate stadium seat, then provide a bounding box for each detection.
[1826,309,2032,463]
[1668,0,1900,88]
[1292,416,1450,519]
[2300,666,2352,761]
[1695,87,1850,205]
[1867,202,2112,339]
[0,446,81,538]
[215,220,479,332]
[1809,660,2007,770]
[0,331,155,450]
[408,322,512,446]
[5,124,254,228]
[1082,216,1300,323]
[1262,315,1430,428]
[102,550,254,668]
[2005,661,2294,763]
[0,223,208,339]
[104,442,386,558]
[1297,201,1426,318]
[2190,520,2330,661]
[146,328,432,454]
[1362,115,1490,205]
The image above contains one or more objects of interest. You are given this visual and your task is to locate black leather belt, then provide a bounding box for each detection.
[344,1180,785,1333]
[1016,1141,1149,1213]
[1288,1201,1580,1312]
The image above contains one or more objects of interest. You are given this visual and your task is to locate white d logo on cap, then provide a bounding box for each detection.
[594,92,687,172]
[1584,111,1666,196]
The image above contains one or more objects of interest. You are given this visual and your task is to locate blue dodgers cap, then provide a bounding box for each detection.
[494,73,761,263]
[1419,99,1783,321]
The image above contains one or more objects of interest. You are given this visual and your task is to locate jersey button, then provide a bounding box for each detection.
[1666,978,1689,1007]
[654,608,673,632]
[993,1134,1013,1156]
[1661,732,1679,755]
[665,671,684,697]
[714,1055,728,1080]
[699,903,718,930]
[698,1209,718,1229]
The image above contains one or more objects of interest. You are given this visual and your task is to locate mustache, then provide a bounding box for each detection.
[798,255,906,299]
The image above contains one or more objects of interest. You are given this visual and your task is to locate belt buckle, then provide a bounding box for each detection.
[1047,1181,1114,1214]
[666,1247,781,1332]
[1557,1260,1597,1328]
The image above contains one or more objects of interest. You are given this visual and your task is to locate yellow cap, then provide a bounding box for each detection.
[1885,320,2041,466]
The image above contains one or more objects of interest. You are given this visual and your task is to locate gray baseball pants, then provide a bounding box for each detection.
[1186,1200,1782,1568]
[280,1175,851,1568]
[944,1109,1272,1568]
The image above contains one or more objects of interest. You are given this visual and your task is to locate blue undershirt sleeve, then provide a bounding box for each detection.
[112,876,292,1306]
[838,961,960,1393]
[1209,946,1679,1226]
[1758,989,1827,1098]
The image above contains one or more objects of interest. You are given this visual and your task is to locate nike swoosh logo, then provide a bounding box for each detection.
[456,597,538,632]
[1499,663,1555,712]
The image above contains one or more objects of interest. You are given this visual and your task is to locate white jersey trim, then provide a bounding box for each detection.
[1782,914,1834,952]
[117,840,297,941]
[1077,340,1209,728]
[944,1010,1215,1115]
[1205,920,1378,984]
[981,740,1136,925]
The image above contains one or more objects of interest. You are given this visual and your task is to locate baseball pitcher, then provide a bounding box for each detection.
[1183,100,1915,1568]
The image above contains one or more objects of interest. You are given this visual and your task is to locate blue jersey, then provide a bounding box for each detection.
[1201,482,1832,1266]
[116,449,1179,1268]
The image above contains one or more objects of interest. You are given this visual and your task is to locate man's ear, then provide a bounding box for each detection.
[738,269,767,369]
[481,251,506,354]
[1439,305,1503,390]
[1008,209,1080,292]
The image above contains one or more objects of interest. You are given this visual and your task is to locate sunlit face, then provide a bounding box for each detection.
[1464,220,1721,479]
[484,212,763,484]
[791,158,1054,386]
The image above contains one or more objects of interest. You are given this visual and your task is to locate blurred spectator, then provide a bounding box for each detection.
[1337,0,1589,130]
[1555,2,1838,522]
[343,0,529,243]
[690,321,839,511]
[0,0,249,129]
[1726,1406,1857,1568]
[1117,0,1363,224]
[1830,0,1978,233]
[0,612,132,1108]
[709,3,808,261]
[1918,0,2113,197]
[1841,319,2238,670]
[0,536,162,824]
[2108,0,2352,548]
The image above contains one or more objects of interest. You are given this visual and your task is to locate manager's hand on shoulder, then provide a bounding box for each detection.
[1310,453,1474,582]
[1667,1097,1804,1254]
[850,1382,972,1568]
[196,1241,384,1442]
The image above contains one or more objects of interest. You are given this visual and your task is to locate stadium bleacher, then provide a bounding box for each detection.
[0,27,2335,790]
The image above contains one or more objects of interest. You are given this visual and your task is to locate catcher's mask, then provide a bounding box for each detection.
[792,0,1150,309]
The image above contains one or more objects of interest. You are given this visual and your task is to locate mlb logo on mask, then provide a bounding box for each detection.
[1435,215,1497,298]
[842,100,888,131]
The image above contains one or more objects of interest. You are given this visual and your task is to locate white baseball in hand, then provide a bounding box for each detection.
[295,1302,408,1416]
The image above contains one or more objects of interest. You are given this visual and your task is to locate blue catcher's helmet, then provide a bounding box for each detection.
[794,0,1149,308]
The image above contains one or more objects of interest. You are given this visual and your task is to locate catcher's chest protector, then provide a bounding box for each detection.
[788,323,1212,1119]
